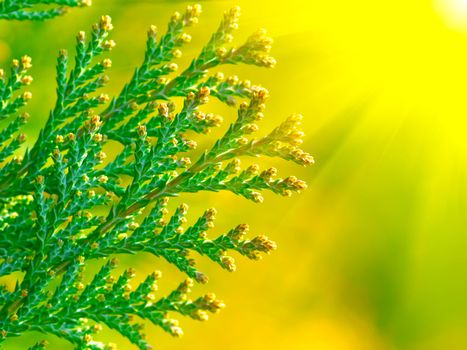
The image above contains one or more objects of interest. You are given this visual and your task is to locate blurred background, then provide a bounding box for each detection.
[2,0,467,349]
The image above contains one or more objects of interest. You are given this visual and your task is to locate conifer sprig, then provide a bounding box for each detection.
[0,0,92,21]
[0,0,91,21]
[0,4,313,349]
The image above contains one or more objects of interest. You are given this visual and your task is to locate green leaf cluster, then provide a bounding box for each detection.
[0,0,91,21]
[0,4,313,349]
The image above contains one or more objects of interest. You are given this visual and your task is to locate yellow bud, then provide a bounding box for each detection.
[93,133,103,142]
[148,25,157,38]
[21,55,32,69]
[103,39,116,50]
[168,63,178,72]
[100,15,113,31]
[21,75,33,85]
[98,93,110,103]
[221,255,236,272]
[251,191,264,203]
[97,151,107,161]
[102,58,112,68]
[55,135,64,143]
[137,124,147,137]
[180,33,192,43]
[78,31,86,42]
[22,91,32,100]
[98,175,108,183]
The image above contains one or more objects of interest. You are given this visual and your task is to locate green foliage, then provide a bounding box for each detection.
[0,0,90,21]
[0,4,313,349]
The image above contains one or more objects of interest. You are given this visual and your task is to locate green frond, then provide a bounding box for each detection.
[0,4,312,349]
[0,0,91,21]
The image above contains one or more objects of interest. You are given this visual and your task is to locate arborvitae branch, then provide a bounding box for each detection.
[0,0,91,21]
[0,4,314,349]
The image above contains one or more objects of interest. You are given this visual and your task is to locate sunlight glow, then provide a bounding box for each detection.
[435,0,467,30]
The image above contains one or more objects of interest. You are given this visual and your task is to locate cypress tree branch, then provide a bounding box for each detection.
[0,4,313,349]
[0,0,91,21]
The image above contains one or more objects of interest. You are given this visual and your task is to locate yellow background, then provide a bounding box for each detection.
[2,0,467,349]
